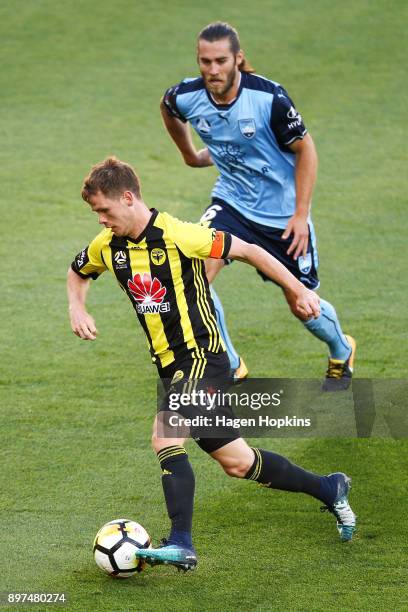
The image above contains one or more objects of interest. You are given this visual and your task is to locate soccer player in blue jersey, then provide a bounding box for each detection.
[161,22,356,390]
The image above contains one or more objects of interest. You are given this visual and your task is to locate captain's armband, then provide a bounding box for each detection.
[209,231,232,259]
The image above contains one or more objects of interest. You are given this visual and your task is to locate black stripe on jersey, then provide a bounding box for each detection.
[71,247,100,280]
[176,246,221,352]
[176,77,205,95]
[109,235,155,359]
[163,86,187,123]
[242,73,305,152]
[70,261,96,280]
[192,258,220,352]
[176,246,210,351]
[147,226,188,361]
[163,79,205,122]
[200,265,222,351]
[242,71,278,94]
[177,247,210,350]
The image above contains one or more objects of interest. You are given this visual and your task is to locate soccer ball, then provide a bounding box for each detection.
[93,518,151,578]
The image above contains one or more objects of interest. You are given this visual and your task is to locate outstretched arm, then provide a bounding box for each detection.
[67,268,98,340]
[160,98,213,168]
[226,235,320,319]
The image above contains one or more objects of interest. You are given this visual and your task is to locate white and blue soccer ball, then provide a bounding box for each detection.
[93,518,151,578]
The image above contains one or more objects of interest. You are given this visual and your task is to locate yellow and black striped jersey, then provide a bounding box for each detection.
[71,209,231,368]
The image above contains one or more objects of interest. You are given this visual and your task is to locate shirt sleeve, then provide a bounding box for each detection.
[167,214,231,259]
[270,85,307,150]
[70,232,108,280]
[162,83,187,123]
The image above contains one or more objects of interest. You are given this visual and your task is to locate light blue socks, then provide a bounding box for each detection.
[303,298,351,360]
[211,287,240,370]
[212,288,350,365]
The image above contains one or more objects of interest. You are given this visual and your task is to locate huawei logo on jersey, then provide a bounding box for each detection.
[127,273,170,314]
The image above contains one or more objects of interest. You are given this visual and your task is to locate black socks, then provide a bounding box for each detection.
[157,445,195,548]
[157,444,328,550]
[245,447,323,500]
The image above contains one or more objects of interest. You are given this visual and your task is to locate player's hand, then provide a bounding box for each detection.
[69,307,98,340]
[295,288,320,319]
[282,214,309,259]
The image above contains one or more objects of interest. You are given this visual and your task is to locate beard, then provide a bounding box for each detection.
[205,66,237,99]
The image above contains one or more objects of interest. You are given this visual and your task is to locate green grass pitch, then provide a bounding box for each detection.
[1,0,407,610]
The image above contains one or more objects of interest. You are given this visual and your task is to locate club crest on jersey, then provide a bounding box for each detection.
[197,117,211,134]
[239,119,256,139]
[150,248,167,265]
[127,273,170,314]
[297,253,312,275]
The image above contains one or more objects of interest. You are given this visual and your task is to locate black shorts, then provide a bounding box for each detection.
[201,198,320,290]
[157,350,241,454]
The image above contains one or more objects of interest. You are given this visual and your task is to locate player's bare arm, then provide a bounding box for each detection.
[282,133,318,260]
[67,267,98,340]
[160,98,213,168]
[226,235,320,319]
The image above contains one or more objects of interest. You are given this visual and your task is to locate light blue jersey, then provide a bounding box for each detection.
[164,71,353,370]
[164,72,308,229]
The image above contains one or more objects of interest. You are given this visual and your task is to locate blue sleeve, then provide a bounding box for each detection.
[162,83,187,123]
[270,86,307,150]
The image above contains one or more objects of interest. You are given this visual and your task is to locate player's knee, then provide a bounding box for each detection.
[151,431,186,454]
[218,456,252,479]
[151,431,169,453]
[151,432,161,453]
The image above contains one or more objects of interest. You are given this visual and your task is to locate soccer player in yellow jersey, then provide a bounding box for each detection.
[67,157,356,571]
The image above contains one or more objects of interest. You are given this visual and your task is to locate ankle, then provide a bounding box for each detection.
[168,528,193,549]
